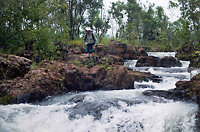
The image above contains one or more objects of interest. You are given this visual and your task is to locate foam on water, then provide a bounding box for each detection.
[147,52,176,58]
[0,100,197,132]
[0,52,199,132]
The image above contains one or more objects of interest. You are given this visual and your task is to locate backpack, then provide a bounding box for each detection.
[84,33,96,43]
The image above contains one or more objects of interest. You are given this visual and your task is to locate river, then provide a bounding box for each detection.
[0,52,199,132]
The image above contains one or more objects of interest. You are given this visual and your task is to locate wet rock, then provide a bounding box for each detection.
[68,94,87,103]
[67,96,167,121]
[158,56,182,67]
[135,84,155,89]
[67,101,120,120]
[116,120,144,131]
[136,56,159,67]
[175,73,200,102]
[143,73,200,102]
[143,90,191,101]
[136,56,182,67]
[132,71,162,83]
[0,54,32,80]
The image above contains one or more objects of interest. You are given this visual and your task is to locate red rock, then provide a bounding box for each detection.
[0,54,32,80]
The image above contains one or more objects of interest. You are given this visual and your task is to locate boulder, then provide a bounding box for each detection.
[136,56,159,67]
[136,56,182,67]
[175,74,200,102]
[89,66,161,90]
[158,56,182,67]
[0,54,32,80]
[63,67,100,91]
[96,45,108,58]
[0,61,78,104]
[98,55,124,65]
[0,60,162,104]
[143,89,190,101]
[107,40,147,60]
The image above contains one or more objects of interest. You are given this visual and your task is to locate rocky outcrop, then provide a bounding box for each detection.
[96,45,109,58]
[66,54,89,66]
[66,41,148,65]
[175,73,200,102]
[66,53,124,67]
[98,55,124,65]
[0,61,74,104]
[108,40,147,60]
[0,54,32,80]
[0,60,161,104]
[136,56,182,67]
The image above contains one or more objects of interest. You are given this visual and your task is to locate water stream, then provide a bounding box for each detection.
[0,52,199,132]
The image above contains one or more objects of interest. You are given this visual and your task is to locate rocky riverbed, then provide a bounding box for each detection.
[1,41,200,131]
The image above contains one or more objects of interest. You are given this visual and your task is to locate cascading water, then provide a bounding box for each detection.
[0,52,199,132]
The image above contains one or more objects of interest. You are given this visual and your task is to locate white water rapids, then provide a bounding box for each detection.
[0,52,199,132]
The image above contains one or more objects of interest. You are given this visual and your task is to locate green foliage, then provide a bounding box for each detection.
[100,56,116,71]
[191,41,200,67]
[69,39,83,47]
[0,0,69,61]
[98,36,111,45]
[109,1,126,39]
[69,60,83,67]
[170,0,200,43]
[0,95,11,105]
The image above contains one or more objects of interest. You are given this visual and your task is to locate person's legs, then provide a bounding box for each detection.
[86,43,97,67]
[86,44,91,58]
[87,43,95,58]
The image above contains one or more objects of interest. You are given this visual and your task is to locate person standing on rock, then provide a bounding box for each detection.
[84,27,97,58]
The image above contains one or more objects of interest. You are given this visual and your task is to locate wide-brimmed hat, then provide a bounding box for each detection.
[85,27,92,31]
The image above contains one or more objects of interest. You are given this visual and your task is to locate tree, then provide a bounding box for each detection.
[170,0,200,41]
[0,0,69,61]
[109,1,126,39]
